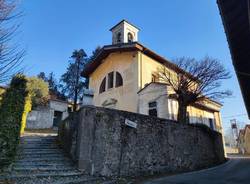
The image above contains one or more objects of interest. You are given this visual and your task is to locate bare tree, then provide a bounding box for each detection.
[158,56,231,124]
[0,0,24,83]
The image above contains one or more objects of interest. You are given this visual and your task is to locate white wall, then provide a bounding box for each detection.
[138,83,169,119]
[26,100,69,129]
[50,100,69,120]
[26,107,54,129]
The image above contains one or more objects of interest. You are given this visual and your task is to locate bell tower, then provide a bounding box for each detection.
[110,20,139,44]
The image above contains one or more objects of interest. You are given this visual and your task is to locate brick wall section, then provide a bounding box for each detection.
[58,106,225,177]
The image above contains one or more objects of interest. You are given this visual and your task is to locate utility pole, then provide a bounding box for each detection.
[230,119,238,147]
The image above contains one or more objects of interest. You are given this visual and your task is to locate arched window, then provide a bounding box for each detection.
[99,77,106,93]
[115,72,123,87]
[108,72,114,89]
[117,32,121,43]
[127,32,133,43]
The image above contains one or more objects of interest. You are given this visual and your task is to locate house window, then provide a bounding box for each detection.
[115,72,123,87]
[99,77,106,93]
[199,115,203,124]
[209,118,214,130]
[148,101,157,117]
[117,32,121,43]
[108,72,114,89]
[127,32,133,43]
[170,100,175,120]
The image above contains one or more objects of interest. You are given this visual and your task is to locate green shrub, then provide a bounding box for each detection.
[0,87,5,103]
[27,77,49,107]
[20,94,32,134]
[0,74,31,169]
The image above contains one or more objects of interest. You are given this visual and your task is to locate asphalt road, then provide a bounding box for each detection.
[144,156,250,184]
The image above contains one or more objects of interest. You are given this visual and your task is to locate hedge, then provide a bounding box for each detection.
[0,74,31,169]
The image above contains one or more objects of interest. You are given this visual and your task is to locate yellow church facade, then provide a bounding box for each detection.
[82,20,223,133]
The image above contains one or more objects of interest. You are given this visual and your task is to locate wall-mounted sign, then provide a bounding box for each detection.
[125,119,137,129]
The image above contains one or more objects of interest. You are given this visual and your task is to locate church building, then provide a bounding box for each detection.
[82,20,223,133]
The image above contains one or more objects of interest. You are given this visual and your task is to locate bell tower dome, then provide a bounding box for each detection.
[110,20,139,44]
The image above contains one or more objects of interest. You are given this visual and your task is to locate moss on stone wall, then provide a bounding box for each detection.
[0,74,31,169]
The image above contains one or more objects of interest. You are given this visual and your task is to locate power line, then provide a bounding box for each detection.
[222,113,247,119]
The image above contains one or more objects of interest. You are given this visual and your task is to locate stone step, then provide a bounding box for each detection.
[53,177,103,184]
[20,137,57,142]
[1,170,84,179]
[20,142,56,145]
[20,139,57,143]
[1,175,103,184]
[20,141,57,144]
[14,162,73,167]
[22,134,57,139]
[20,141,56,144]
[0,133,96,184]
[20,141,57,145]
[17,151,63,156]
[13,162,74,168]
[21,137,56,140]
[20,144,57,147]
[17,156,70,162]
[17,156,66,161]
[18,152,64,156]
[19,145,59,149]
[21,138,57,142]
[20,142,57,145]
[12,166,77,172]
[19,148,62,153]
[19,147,60,150]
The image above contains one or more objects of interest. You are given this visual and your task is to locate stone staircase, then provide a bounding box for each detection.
[0,133,108,184]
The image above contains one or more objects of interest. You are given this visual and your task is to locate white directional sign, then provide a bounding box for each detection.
[125,119,137,129]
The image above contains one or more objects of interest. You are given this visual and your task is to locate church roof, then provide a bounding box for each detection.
[137,82,168,94]
[109,19,140,31]
[81,42,192,78]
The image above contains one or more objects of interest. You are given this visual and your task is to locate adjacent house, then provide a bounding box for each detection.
[82,20,223,132]
[26,92,70,129]
[138,82,222,130]
[238,125,250,154]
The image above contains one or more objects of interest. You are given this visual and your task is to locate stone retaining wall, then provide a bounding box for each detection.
[58,105,225,177]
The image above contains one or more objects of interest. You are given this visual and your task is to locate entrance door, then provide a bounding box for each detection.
[209,118,214,130]
[53,111,63,127]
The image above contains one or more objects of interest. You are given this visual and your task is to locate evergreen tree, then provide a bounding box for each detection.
[60,46,101,111]
[60,49,87,111]
[37,72,47,81]
[47,72,58,93]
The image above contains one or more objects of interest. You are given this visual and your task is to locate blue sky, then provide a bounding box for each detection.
[19,0,249,129]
